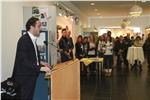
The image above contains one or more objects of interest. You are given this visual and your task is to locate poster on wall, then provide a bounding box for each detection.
[32,7,48,30]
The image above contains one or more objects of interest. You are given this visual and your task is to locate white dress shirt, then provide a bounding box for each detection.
[28,31,39,65]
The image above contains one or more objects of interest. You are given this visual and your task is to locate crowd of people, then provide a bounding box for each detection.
[57,27,150,76]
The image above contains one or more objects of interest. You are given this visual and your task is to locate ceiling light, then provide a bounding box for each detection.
[121,18,130,29]
[94,9,98,11]
[129,4,143,17]
[90,2,95,6]
[141,0,147,2]
[58,13,62,16]
[97,13,100,16]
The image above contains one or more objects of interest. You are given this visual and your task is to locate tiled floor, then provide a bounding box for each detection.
[81,65,150,100]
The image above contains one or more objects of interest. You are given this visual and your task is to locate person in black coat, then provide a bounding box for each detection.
[143,33,150,70]
[83,37,89,58]
[66,31,74,60]
[123,34,132,68]
[75,35,84,59]
[12,17,50,100]
[59,28,71,62]
[75,35,88,74]
[113,36,126,68]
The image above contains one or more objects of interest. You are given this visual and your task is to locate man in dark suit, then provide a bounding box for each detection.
[12,17,50,100]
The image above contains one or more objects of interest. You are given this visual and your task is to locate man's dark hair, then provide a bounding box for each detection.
[61,28,66,33]
[26,17,39,31]
[107,31,112,35]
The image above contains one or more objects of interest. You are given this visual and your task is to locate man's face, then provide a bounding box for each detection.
[120,36,124,41]
[62,30,67,37]
[33,20,41,37]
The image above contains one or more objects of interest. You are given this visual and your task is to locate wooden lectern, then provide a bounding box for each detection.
[47,59,80,100]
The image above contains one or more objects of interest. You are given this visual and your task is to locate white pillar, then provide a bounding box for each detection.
[47,5,57,66]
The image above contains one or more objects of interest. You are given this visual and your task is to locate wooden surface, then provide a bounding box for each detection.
[51,59,80,100]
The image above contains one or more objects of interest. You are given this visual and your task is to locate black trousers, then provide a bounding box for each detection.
[104,55,113,69]
[147,54,150,69]
[15,75,38,100]
[88,55,96,72]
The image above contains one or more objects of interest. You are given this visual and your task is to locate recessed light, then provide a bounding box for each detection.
[58,13,62,16]
[90,2,95,6]
[94,9,98,11]
[97,13,101,15]
[141,0,147,2]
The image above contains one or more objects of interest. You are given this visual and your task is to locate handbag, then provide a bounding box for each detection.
[1,77,21,100]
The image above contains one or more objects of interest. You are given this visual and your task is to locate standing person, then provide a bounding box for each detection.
[66,31,74,59]
[75,35,84,59]
[83,37,89,58]
[103,36,113,76]
[75,35,87,74]
[59,28,71,62]
[143,33,150,70]
[96,35,106,57]
[130,36,135,46]
[124,33,132,68]
[88,34,96,57]
[12,17,51,100]
[133,36,143,47]
[107,31,113,42]
[88,34,96,73]
[113,36,125,69]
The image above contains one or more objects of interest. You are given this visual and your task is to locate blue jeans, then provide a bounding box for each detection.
[104,55,113,69]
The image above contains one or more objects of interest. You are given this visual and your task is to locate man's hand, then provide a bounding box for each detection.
[41,61,51,68]
[40,66,51,73]
[40,61,51,73]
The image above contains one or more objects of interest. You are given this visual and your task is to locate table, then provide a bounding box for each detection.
[127,46,144,70]
[80,57,104,73]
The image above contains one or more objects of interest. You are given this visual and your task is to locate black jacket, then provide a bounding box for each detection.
[59,36,71,62]
[12,33,41,85]
[12,33,41,100]
[143,38,150,55]
[75,42,83,59]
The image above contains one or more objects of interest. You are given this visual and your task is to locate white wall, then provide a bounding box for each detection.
[57,16,73,39]
[2,2,23,81]
[1,1,56,81]
[0,1,2,84]
[47,6,57,65]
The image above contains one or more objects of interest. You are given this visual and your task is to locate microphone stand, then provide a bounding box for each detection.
[44,41,58,48]
[48,42,58,48]
[44,41,58,79]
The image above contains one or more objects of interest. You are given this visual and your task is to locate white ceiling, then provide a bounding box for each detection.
[70,1,150,17]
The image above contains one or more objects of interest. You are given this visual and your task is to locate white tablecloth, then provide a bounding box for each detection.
[127,46,144,65]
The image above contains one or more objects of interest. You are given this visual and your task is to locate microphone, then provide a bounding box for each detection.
[43,41,48,46]
[43,41,58,48]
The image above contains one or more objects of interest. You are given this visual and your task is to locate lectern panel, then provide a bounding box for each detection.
[51,59,80,100]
